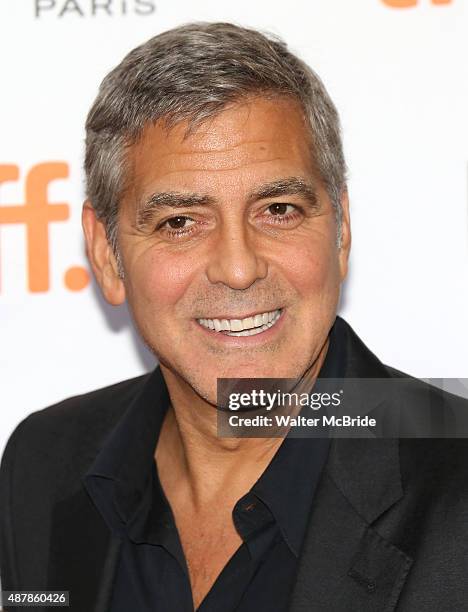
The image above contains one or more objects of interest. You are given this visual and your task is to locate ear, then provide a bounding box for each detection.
[82,201,126,305]
[338,189,351,281]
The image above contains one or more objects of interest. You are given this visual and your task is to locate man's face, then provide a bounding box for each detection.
[99,97,350,404]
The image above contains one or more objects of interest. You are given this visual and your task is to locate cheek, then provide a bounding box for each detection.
[282,239,340,298]
[128,251,199,310]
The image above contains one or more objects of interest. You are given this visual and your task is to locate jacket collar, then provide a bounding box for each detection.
[326,317,403,524]
[288,318,411,612]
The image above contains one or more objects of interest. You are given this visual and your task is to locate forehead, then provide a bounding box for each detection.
[125,96,318,203]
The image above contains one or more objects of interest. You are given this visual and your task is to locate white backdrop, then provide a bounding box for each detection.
[1,0,467,459]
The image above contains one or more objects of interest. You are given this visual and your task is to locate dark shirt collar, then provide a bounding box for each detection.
[84,316,346,557]
[84,367,170,529]
[248,436,330,556]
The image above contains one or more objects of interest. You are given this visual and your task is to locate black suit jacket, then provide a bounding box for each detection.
[1,318,468,611]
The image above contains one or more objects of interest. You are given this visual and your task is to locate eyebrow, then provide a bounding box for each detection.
[136,192,216,227]
[247,177,319,208]
[136,176,319,227]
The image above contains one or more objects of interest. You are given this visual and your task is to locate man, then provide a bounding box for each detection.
[1,22,467,612]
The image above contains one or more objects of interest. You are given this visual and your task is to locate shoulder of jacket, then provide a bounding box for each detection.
[1,372,152,467]
[374,365,468,481]
[384,363,468,409]
[26,372,148,423]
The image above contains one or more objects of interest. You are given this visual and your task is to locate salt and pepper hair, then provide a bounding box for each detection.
[84,22,347,271]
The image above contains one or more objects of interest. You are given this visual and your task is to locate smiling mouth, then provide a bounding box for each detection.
[197,309,282,337]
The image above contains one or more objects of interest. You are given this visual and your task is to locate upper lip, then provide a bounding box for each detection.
[196,308,282,320]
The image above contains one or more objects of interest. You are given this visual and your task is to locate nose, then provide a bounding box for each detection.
[206,224,268,290]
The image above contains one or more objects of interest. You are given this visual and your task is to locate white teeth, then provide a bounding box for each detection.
[197,309,282,336]
[242,317,254,330]
[254,314,263,327]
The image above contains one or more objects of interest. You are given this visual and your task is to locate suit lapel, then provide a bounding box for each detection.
[289,319,414,611]
[288,458,412,612]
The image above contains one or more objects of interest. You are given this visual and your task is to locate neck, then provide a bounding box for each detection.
[155,338,329,510]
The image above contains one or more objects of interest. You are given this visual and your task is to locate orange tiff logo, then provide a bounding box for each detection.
[382,0,452,6]
[0,162,89,293]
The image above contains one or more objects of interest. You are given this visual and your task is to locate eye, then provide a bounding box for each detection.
[267,203,296,216]
[155,215,198,239]
[163,215,195,229]
[258,202,303,230]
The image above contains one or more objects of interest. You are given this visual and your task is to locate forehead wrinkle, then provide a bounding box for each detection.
[144,156,295,178]
[172,136,288,154]
[142,138,305,171]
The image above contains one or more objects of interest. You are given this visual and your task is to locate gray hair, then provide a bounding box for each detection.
[85,22,347,270]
